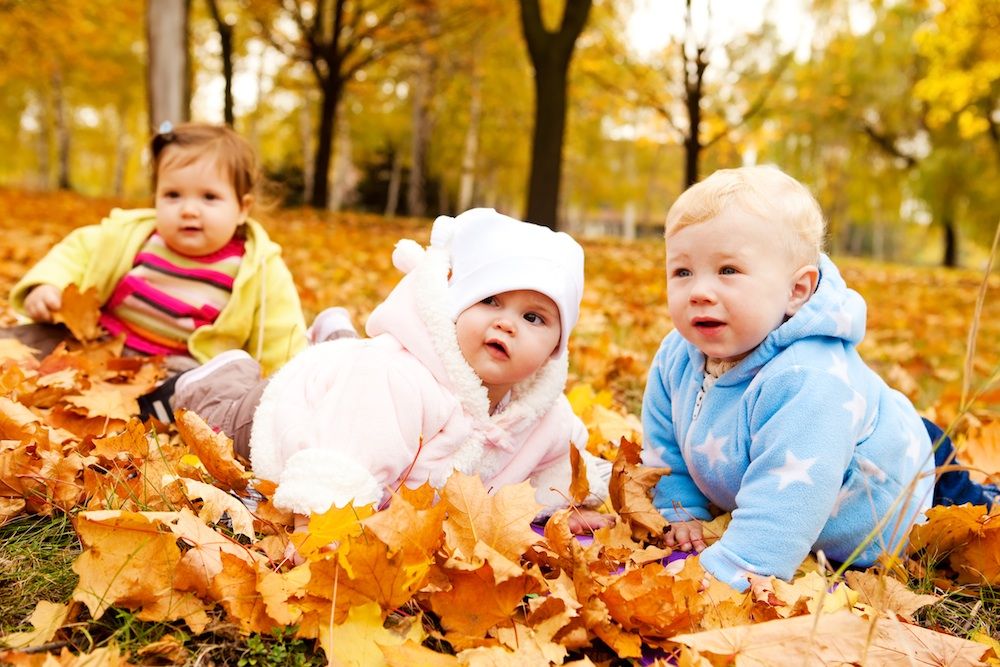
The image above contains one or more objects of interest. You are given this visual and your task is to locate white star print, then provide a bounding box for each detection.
[832,308,854,337]
[695,432,729,468]
[771,451,817,491]
[843,391,867,429]
[827,351,850,383]
[905,429,925,464]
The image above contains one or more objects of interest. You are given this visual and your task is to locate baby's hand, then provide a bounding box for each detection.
[666,520,707,553]
[566,508,616,535]
[24,284,62,322]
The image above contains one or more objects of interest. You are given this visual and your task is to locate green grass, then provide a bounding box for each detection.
[913,582,1000,640]
[0,513,79,634]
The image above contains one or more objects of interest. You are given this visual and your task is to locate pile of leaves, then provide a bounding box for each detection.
[0,188,998,664]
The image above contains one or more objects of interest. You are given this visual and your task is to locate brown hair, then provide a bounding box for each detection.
[151,122,258,202]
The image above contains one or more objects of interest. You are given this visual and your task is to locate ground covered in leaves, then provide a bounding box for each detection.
[0,188,998,665]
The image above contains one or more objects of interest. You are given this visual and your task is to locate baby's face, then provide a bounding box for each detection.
[456,289,561,405]
[665,206,811,361]
[154,149,250,257]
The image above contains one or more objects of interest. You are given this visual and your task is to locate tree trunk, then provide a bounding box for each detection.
[408,47,434,219]
[310,78,341,209]
[147,0,190,130]
[384,148,403,218]
[942,215,958,267]
[519,0,592,230]
[458,73,482,211]
[53,71,71,191]
[206,0,235,126]
[329,107,353,211]
[299,102,314,205]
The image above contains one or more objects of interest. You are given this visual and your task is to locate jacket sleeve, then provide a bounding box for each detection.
[10,223,103,314]
[642,343,712,522]
[698,366,857,591]
[247,253,308,376]
[251,341,450,515]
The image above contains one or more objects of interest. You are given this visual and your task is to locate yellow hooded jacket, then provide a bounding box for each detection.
[10,208,307,375]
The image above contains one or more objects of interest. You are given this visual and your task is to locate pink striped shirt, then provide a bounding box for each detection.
[99,233,245,356]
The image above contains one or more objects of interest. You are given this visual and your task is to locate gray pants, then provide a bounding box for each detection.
[172,356,268,463]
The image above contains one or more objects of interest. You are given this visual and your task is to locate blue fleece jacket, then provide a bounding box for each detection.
[641,255,935,591]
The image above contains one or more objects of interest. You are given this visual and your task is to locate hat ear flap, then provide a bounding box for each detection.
[392,239,425,274]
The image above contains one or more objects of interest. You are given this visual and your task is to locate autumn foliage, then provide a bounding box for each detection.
[0,189,998,665]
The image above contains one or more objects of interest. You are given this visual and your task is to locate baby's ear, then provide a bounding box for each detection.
[786,264,819,316]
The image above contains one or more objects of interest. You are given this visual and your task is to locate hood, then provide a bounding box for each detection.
[693,254,868,383]
[365,241,570,430]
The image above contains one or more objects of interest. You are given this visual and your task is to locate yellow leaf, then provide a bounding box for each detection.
[319,601,424,667]
[0,600,69,648]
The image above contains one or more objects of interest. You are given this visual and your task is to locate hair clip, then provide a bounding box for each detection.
[152,121,176,156]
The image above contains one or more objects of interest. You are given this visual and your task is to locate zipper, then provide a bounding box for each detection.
[691,374,717,421]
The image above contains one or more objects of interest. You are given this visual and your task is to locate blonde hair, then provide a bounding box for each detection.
[664,165,825,265]
[151,122,258,203]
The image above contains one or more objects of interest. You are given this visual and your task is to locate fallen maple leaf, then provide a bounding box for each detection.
[65,380,140,421]
[174,409,251,493]
[426,563,541,650]
[318,601,424,667]
[440,472,542,564]
[568,444,590,505]
[0,600,69,648]
[0,339,39,367]
[608,437,670,543]
[844,570,939,621]
[71,510,212,632]
[52,284,103,342]
[382,640,459,666]
[164,475,257,540]
[909,504,1000,585]
[91,418,149,461]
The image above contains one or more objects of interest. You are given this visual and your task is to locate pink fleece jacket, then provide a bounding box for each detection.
[249,245,611,516]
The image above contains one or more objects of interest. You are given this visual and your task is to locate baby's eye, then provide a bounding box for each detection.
[481,296,498,306]
[162,190,180,199]
[720,266,738,275]
[204,192,220,201]
[523,312,544,325]
[671,268,691,278]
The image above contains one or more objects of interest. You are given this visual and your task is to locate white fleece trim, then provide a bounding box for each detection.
[250,343,336,484]
[408,248,569,482]
[271,448,382,515]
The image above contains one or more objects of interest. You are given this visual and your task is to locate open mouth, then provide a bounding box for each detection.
[693,319,724,329]
[486,340,509,357]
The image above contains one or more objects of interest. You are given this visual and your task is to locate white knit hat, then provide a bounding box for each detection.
[426,208,584,358]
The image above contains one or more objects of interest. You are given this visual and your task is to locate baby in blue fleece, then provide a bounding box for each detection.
[641,165,936,592]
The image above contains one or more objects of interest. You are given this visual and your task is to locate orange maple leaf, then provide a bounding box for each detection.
[608,437,670,543]
[174,409,251,493]
[363,486,445,561]
[71,510,211,632]
[91,418,149,461]
[52,284,103,342]
[440,472,542,564]
[426,563,541,650]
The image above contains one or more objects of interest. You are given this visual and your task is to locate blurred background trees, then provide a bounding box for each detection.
[0,0,996,266]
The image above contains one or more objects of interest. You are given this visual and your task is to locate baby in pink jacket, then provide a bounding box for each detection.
[174,208,612,539]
